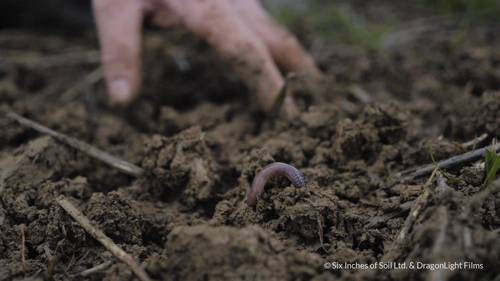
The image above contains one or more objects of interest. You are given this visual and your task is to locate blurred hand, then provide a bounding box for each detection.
[92,0,320,118]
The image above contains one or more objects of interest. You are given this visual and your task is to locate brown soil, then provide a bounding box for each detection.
[2,12,500,281]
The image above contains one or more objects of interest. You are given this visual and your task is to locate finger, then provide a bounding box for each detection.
[231,0,321,75]
[281,94,300,120]
[163,0,284,112]
[92,0,145,103]
[152,8,182,27]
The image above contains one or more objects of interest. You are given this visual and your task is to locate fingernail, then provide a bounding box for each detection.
[109,78,132,103]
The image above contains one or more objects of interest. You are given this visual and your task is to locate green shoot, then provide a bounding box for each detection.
[482,143,500,190]
[428,141,461,183]
[268,2,395,50]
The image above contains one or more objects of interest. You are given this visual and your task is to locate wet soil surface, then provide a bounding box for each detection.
[2,17,500,281]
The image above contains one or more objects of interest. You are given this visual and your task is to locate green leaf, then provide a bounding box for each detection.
[482,147,500,190]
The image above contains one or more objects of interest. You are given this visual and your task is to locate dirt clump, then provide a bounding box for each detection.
[141,126,223,208]
[152,224,325,281]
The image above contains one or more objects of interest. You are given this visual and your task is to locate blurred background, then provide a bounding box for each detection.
[2,0,500,120]
[1,0,500,50]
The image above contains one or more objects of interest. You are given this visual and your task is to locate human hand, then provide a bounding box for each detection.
[92,0,321,118]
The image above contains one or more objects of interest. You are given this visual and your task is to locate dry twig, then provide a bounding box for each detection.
[7,112,144,177]
[382,168,441,261]
[74,259,115,277]
[401,142,500,183]
[60,67,104,102]
[0,50,100,70]
[461,133,488,150]
[56,196,151,281]
[364,201,414,229]
[43,244,54,262]
[45,254,63,281]
[348,85,372,104]
[21,224,27,275]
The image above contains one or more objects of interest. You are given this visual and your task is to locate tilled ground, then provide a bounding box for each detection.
[1,15,500,281]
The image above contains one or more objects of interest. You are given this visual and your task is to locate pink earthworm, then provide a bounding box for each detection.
[247,162,306,207]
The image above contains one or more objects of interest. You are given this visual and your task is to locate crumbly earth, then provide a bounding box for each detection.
[2,11,500,281]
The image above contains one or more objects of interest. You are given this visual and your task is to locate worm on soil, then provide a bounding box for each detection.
[247,162,306,207]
